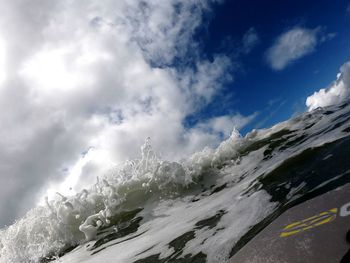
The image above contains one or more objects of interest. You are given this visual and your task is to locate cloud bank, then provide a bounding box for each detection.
[266,27,320,70]
[306,61,350,111]
[0,0,256,226]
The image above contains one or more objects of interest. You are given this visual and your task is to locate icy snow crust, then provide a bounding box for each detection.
[1,102,350,263]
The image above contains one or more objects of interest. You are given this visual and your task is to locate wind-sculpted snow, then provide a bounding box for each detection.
[1,101,350,263]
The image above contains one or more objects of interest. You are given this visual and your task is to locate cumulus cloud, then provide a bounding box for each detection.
[0,0,253,226]
[0,38,5,85]
[266,27,320,70]
[194,112,258,139]
[306,61,350,111]
[242,27,260,54]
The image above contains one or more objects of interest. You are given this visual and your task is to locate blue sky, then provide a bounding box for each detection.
[186,0,350,134]
[0,0,349,226]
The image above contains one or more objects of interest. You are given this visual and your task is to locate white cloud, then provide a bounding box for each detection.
[320,32,337,43]
[242,27,259,54]
[266,27,320,70]
[0,36,5,85]
[306,61,350,111]
[0,0,250,226]
[196,113,258,138]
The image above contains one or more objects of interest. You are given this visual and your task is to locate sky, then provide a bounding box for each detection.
[0,0,349,227]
